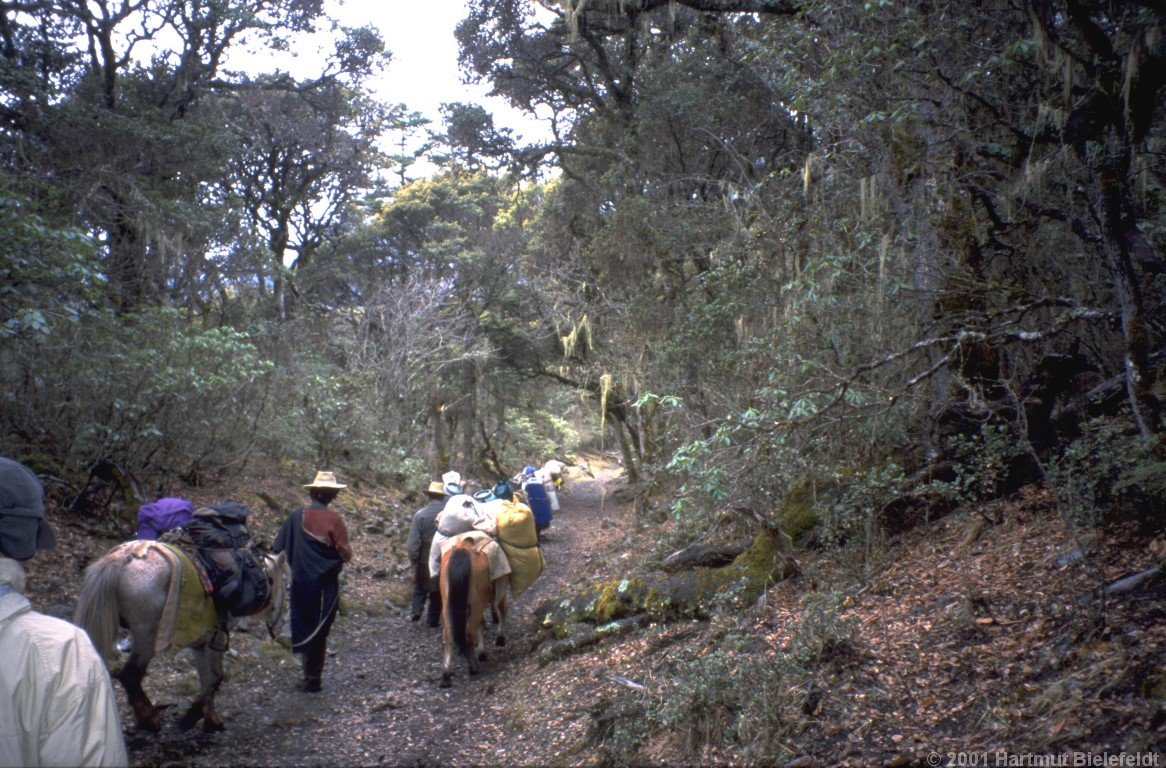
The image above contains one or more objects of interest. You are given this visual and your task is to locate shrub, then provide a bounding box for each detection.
[2,306,274,484]
[925,423,1024,505]
[1047,418,1165,528]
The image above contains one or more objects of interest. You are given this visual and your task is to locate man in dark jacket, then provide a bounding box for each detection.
[405,480,447,627]
[274,471,352,693]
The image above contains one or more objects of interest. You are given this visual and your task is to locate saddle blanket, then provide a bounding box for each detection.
[120,540,217,653]
[439,531,512,582]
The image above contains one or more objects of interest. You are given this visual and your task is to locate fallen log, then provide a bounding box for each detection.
[537,615,652,664]
[1056,348,1166,424]
[1105,565,1163,594]
[532,528,798,641]
[661,537,752,572]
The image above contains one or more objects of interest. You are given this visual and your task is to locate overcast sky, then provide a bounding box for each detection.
[309,0,552,147]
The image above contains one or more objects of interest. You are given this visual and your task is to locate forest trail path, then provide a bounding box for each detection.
[123,456,635,767]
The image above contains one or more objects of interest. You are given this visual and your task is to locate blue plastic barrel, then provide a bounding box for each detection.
[524,480,553,532]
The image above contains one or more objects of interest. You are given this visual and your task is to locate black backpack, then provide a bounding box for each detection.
[185,502,268,616]
[186,502,251,550]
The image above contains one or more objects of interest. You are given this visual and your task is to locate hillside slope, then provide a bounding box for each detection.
[21,458,1166,766]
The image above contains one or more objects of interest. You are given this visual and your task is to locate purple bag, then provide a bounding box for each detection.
[136,497,195,539]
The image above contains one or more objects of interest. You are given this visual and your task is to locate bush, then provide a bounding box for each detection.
[817,462,904,547]
[2,306,274,483]
[925,423,1025,505]
[641,595,857,763]
[1047,418,1165,529]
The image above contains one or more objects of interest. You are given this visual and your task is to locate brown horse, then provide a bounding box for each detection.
[73,540,287,732]
[438,535,509,687]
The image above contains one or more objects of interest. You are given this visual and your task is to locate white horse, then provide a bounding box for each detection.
[74,541,287,732]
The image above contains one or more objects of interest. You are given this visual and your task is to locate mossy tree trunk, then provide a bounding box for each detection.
[531,528,798,640]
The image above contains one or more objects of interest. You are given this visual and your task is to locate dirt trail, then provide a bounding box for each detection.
[123,458,634,767]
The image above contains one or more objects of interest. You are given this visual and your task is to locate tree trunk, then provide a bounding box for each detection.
[1091,164,1161,436]
[612,417,639,483]
[431,396,450,475]
[531,528,798,640]
[461,361,477,475]
[661,538,753,571]
[106,196,147,312]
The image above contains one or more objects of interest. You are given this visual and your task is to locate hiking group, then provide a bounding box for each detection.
[131,461,564,697]
[406,462,562,628]
[0,455,569,764]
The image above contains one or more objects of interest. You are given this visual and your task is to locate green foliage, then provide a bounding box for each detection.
[502,410,579,468]
[588,697,652,765]
[655,637,753,754]
[1047,419,1165,527]
[79,309,274,476]
[0,179,102,338]
[2,306,274,480]
[790,589,858,665]
[254,330,429,485]
[818,462,905,547]
[925,424,1024,506]
[623,593,856,762]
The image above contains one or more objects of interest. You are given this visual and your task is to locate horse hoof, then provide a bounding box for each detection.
[439,675,452,689]
[177,709,204,732]
[477,652,488,662]
[495,636,506,647]
[202,718,225,733]
[137,718,163,734]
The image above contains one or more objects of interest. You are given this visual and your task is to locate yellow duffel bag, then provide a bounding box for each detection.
[500,541,546,597]
[495,500,539,549]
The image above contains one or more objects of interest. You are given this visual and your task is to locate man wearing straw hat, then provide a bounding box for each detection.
[274,471,352,693]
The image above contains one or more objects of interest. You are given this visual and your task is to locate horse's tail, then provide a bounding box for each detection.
[73,553,124,663]
[446,547,473,661]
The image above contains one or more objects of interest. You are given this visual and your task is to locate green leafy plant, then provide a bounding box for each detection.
[1048,418,1164,528]
[818,462,905,547]
[925,423,1023,505]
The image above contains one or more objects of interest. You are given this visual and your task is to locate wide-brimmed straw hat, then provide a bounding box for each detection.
[305,470,347,489]
[426,480,446,498]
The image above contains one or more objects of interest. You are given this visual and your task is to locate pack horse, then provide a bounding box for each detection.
[74,539,287,732]
[439,535,509,687]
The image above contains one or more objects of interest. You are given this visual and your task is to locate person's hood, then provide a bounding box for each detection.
[0,458,44,517]
[0,556,28,593]
[0,458,56,559]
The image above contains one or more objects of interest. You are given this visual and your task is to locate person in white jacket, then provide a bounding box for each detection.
[0,457,128,768]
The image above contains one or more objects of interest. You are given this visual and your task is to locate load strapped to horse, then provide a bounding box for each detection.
[515,464,558,533]
[176,502,272,619]
[430,490,546,686]
[74,501,288,733]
